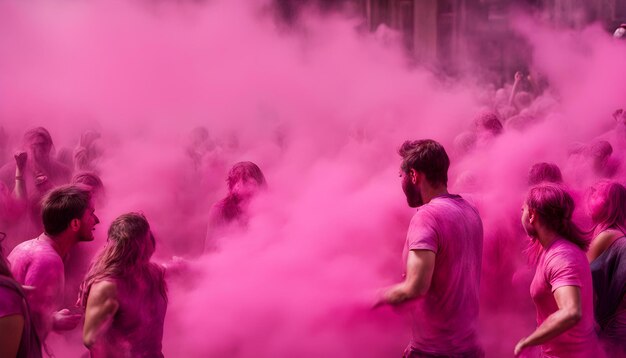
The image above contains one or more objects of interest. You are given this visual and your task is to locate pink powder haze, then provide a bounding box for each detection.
[0,0,625,357]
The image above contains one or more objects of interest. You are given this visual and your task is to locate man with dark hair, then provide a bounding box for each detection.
[8,185,99,342]
[375,139,484,357]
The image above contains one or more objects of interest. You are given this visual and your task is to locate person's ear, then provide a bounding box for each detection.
[528,209,536,224]
[70,218,81,232]
[409,169,419,185]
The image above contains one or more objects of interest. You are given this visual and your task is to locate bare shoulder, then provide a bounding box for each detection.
[89,280,118,300]
[589,230,622,261]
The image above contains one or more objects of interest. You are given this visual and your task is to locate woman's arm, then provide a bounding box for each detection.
[83,280,119,349]
[514,285,582,355]
[0,314,24,358]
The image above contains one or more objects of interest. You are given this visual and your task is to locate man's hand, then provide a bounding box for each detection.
[14,151,27,171]
[514,337,527,356]
[514,71,523,82]
[52,309,82,331]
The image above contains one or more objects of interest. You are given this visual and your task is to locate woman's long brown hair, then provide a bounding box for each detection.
[78,213,166,307]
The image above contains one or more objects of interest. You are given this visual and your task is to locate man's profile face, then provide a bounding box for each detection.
[401,169,423,208]
[78,200,99,242]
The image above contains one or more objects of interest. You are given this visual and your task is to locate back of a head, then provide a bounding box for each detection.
[107,212,153,265]
[526,183,589,250]
[71,171,104,192]
[474,111,503,136]
[528,162,563,186]
[399,139,450,186]
[41,185,91,236]
[23,127,52,145]
[227,161,267,190]
[590,140,613,160]
[588,180,626,233]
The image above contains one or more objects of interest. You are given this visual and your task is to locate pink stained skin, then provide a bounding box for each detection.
[1,1,626,357]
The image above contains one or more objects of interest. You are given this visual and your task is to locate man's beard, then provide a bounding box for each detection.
[523,223,538,240]
[404,182,424,208]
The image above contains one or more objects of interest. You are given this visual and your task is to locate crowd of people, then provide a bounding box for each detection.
[0,67,625,357]
[0,125,267,357]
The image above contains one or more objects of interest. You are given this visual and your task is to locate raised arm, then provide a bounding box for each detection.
[375,249,435,306]
[13,152,27,201]
[508,71,523,106]
[514,285,582,356]
[83,280,119,349]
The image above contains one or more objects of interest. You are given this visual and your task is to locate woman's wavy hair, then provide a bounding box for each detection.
[78,213,166,307]
[588,180,626,237]
[526,183,590,251]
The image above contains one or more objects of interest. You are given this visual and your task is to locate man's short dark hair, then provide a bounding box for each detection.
[399,139,450,186]
[41,185,91,236]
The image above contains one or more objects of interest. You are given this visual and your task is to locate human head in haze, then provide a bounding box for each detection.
[79,212,167,357]
[226,161,266,202]
[516,183,599,356]
[186,126,214,171]
[23,127,53,164]
[398,139,450,208]
[527,162,563,186]
[590,140,619,177]
[71,171,105,206]
[586,180,626,237]
[521,184,588,249]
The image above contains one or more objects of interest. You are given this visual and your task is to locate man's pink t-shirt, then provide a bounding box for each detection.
[8,236,65,338]
[530,238,600,358]
[403,194,483,354]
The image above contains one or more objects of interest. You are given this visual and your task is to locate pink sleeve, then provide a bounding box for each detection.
[406,210,438,253]
[545,250,583,292]
[0,286,22,318]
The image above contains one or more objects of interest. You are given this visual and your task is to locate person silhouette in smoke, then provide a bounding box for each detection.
[79,212,167,358]
[0,127,72,193]
[7,185,99,346]
[374,139,484,358]
[515,184,601,357]
[203,161,266,252]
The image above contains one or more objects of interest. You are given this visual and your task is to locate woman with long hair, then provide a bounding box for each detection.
[78,213,167,358]
[0,232,41,358]
[514,184,600,357]
[586,180,626,354]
